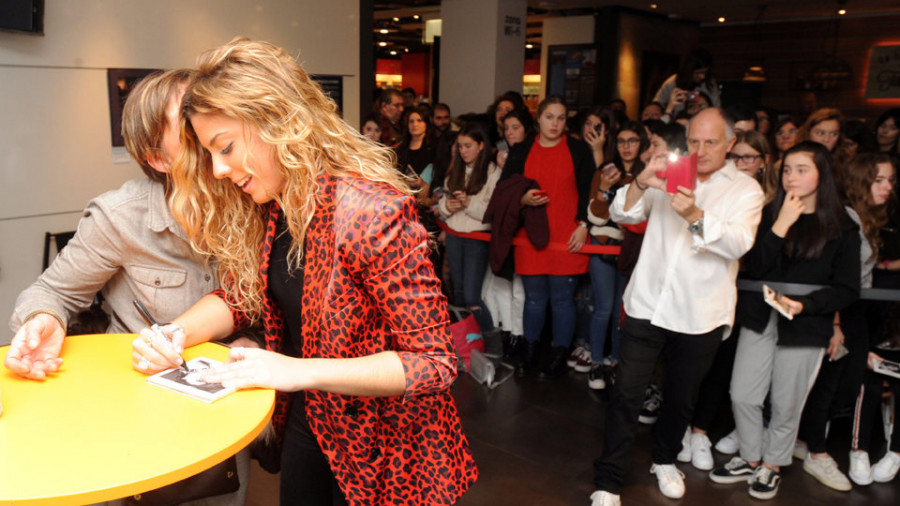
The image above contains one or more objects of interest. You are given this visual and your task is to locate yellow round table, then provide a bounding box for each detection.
[0,334,275,505]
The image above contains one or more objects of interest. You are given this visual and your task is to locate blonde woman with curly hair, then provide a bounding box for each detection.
[132,38,477,506]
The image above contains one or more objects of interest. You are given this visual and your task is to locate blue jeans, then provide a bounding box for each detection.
[589,242,625,364]
[445,234,494,332]
[521,274,578,348]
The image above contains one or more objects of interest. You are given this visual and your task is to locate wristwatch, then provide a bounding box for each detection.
[688,216,704,235]
[601,188,617,202]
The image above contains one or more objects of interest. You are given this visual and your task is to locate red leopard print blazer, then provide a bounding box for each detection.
[213,174,477,505]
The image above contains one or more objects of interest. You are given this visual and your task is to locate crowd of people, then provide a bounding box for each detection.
[5,40,900,506]
[368,47,900,505]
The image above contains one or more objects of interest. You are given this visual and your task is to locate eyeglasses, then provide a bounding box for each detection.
[728,153,762,164]
[776,128,798,136]
[617,138,641,146]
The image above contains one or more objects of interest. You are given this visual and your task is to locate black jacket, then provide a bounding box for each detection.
[736,206,861,347]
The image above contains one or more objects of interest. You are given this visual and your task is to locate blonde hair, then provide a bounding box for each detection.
[122,69,194,183]
[170,37,407,320]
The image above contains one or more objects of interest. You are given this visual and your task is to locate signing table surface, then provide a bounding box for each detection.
[0,334,275,505]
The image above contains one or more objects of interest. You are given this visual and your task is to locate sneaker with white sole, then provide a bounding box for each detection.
[793,440,808,460]
[748,466,781,500]
[588,363,606,390]
[709,457,757,484]
[650,463,686,499]
[691,432,715,471]
[638,385,662,424]
[589,490,621,506]
[803,454,851,491]
[715,429,740,454]
[567,345,591,372]
[848,450,873,486]
[676,427,692,463]
[873,451,900,482]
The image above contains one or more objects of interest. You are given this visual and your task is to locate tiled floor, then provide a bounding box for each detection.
[246,363,899,505]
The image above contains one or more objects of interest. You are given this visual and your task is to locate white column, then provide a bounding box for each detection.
[439,0,527,115]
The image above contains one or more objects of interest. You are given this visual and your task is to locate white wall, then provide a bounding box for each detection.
[539,15,595,99]
[440,0,527,115]
[0,0,360,344]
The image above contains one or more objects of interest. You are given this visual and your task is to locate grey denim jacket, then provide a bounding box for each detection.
[10,178,217,334]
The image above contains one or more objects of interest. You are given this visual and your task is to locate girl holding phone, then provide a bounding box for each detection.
[439,122,502,335]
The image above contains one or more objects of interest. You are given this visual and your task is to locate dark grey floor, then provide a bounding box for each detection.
[244,361,899,505]
[452,364,900,506]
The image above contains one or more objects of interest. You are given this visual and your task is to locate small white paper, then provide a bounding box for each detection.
[147,357,235,403]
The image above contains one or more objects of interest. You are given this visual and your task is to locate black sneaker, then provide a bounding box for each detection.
[588,363,606,390]
[710,457,757,484]
[638,385,662,424]
[538,346,569,380]
[748,466,780,500]
[602,363,617,387]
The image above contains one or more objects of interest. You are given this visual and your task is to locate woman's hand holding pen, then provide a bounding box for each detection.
[131,323,187,374]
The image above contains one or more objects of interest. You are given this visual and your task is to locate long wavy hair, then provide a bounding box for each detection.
[170,37,406,320]
[446,122,492,195]
[772,141,845,260]
[842,153,894,259]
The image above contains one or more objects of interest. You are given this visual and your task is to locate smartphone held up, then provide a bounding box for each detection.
[656,152,698,193]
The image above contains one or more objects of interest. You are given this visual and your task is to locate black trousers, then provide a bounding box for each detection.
[280,393,348,506]
[593,316,724,494]
[799,300,881,454]
[692,325,740,432]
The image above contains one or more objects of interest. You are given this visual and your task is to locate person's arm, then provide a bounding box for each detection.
[464,163,502,222]
[610,152,666,222]
[131,293,235,373]
[6,196,126,379]
[589,165,622,224]
[677,180,765,260]
[792,222,862,316]
[205,195,454,399]
[10,199,125,334]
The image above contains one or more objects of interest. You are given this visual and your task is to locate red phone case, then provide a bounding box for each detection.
[656,152,698,192]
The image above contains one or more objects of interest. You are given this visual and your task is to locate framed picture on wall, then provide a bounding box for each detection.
[546,44,598,113]
[107,68,159,147]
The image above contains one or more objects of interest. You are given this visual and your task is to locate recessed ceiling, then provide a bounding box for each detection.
[372,1,900,58]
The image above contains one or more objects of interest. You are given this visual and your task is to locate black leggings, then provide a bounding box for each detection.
[280,393,348,506]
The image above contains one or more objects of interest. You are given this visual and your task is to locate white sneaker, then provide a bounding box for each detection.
[715,429,740,454]
[848,451,873,486]
[691,433,715,471]
[589,490,621,506]
[793,440,808,460]
[873,451,900,482]
[650,463,686,499]
[676,427,692,463]
[802,454,851,491]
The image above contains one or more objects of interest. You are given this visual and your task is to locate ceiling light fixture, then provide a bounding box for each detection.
[650,3,657,8]
[378,41,387,47]
[526,43,533,49]
[393,17,399,22]
[838,9,847,15]
[390,50,397,55]
[718,17,725,23]
[413,14,420,20]
[379,29,389,34]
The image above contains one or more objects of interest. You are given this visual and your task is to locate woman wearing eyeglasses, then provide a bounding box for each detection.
[729,130,777,201]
